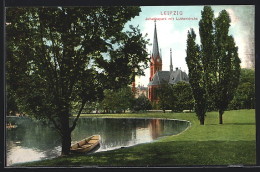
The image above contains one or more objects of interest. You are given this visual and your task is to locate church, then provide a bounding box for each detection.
[148,21,189,102]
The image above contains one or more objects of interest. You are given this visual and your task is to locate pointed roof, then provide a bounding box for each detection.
[169,69,189,85]
[148,69,189,86]
[152,20,160,60]
[148,71,170,86]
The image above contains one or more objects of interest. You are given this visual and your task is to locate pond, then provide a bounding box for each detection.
[6,116,190,166]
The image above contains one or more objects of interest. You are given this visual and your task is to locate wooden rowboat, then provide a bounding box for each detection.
[70,135,100,153]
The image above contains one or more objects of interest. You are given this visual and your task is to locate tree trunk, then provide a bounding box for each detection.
[219,110,224,124]
[60,115,72,155]
[61,129,72,155]
[200,115,205,125]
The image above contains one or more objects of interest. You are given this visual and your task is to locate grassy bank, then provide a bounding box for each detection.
[17,109,256,167]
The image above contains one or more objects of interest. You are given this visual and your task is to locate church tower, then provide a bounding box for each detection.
[148,22,190,103]
[149,20,162,82]
[148,20,162,101]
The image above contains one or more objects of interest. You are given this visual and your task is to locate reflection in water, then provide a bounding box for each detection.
[136,128,152,143]
[149,119,161,139]
[6,117,189,166]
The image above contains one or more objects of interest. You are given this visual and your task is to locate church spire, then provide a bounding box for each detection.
[152,20,160,60]
[170,48,173,72]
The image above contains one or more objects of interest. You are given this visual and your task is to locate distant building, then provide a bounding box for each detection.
[135,86,148,98]
[148,21,189,102]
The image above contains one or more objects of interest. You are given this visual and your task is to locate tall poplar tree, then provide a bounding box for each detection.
[186,29,207,125]
[199,6,215,103]
[213,10,241,124]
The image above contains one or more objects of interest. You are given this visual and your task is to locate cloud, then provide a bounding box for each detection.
[226,8,239,27]
[233,36,246,68]
[234,34,255,68]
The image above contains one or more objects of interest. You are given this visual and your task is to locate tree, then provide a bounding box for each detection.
[6,7,149,155]
[117,86,135,113]
[186,29,207,125]
[6,85,19,116]
[157,81,175,113]
[186,6,241,124]
[199,6,215,98]
[101,89,117,113]
[96,25,149,90]
[229,68,255,110]
[212,9,241,124]
[198,6,215,113]
[172,81,194,112]
[152,82,194,113]
[132,94,152,112]
[101,86,134,113]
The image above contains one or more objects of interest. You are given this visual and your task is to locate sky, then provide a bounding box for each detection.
[123,5,255,87]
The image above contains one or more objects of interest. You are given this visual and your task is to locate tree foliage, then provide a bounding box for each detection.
[199,6,215,96]
[101,86,135,113]
[156,81,175,113]
[101,89,118,113]
[211,9,241,124]
[6,7,149,155]
[186,6,241,124]
[132,94,152,112]
[186,29,207,125]
[172,81,194,112]
[229,68,255,110]
[156,81,194,113]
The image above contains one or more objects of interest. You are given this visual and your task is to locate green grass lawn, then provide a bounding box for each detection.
[17,109,256,167]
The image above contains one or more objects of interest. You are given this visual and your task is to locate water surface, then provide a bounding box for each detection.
[6,117,190,166]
